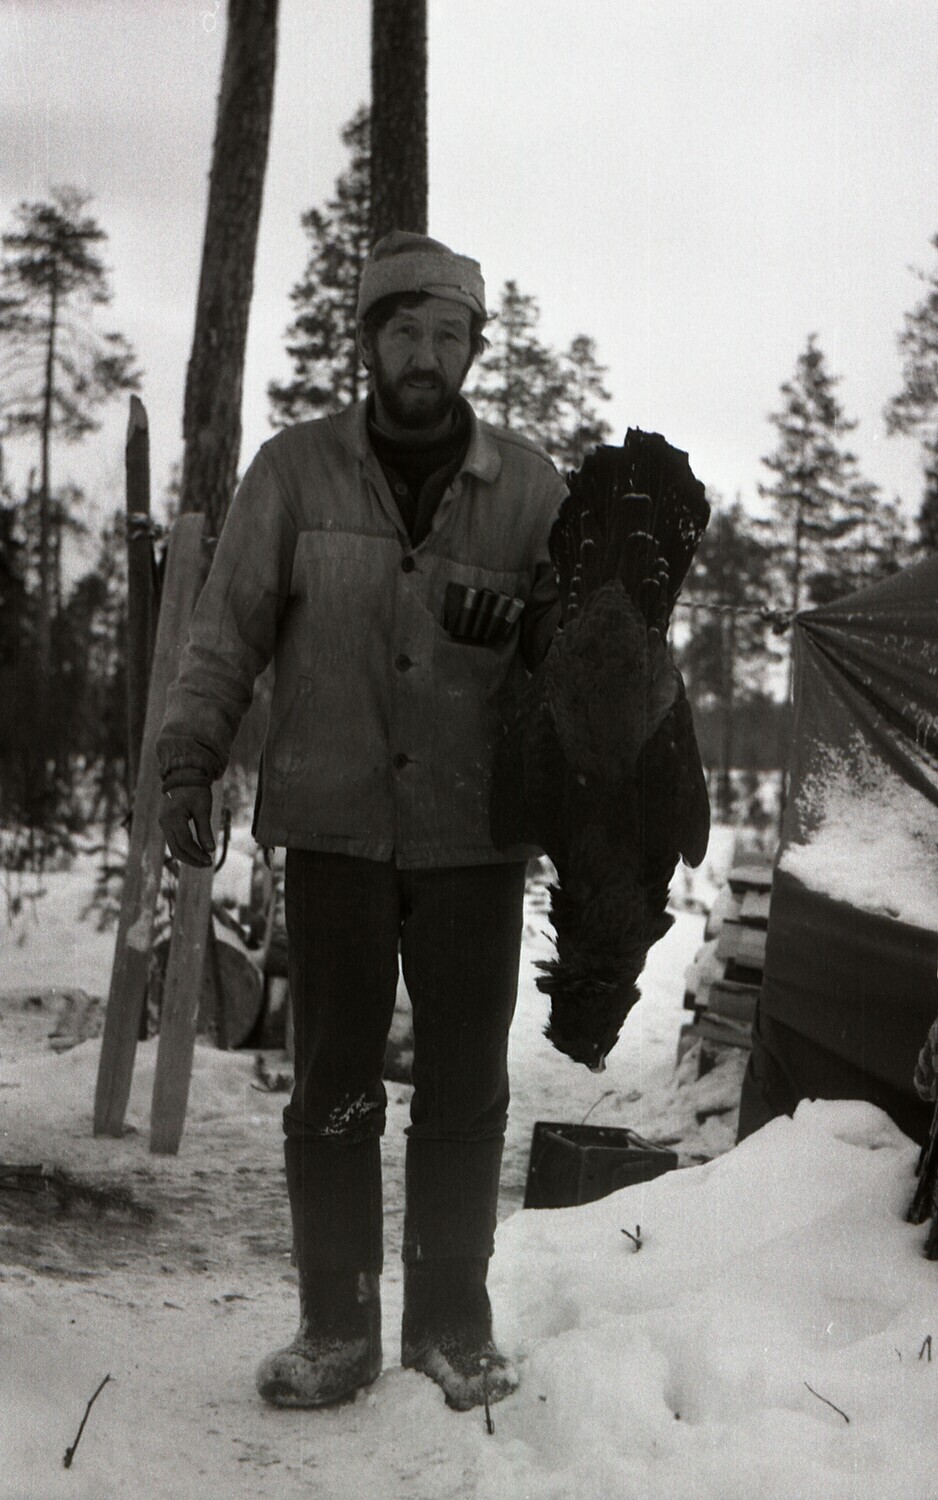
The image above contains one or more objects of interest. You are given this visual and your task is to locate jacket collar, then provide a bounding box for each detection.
[330,396,502,485]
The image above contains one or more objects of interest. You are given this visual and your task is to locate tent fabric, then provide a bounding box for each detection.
[739,554,938,1145]
[737,1006,933,1146]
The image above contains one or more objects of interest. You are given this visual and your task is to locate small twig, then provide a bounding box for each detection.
[621,1225,642,1252]
[480,1357,494,1435]
[803,1381,850,1424]
[63,1374,112,1468]
[580,1089,616,1126]
[919,1335,932,1363]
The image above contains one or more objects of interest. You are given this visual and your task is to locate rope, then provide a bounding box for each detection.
[125,512,168,543]
[675,597,794,635]
[125,514,219,547]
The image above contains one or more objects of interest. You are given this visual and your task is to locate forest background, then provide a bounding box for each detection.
[1,0,937,852]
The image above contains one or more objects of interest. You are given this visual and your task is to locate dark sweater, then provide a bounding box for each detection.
[367,398,471,545]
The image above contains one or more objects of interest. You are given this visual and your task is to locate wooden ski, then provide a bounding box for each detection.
[93,511,206,1137]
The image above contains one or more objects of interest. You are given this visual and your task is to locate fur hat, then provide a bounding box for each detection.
[356,231,486,321]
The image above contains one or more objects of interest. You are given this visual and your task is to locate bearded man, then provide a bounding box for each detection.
[157,231,566,1412]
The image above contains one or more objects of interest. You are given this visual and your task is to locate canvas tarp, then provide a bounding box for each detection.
[739,554,938,1144]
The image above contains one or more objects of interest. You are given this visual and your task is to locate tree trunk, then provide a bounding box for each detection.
[37,277,58,676]
[179,0,279,536]
[370,0,428,244]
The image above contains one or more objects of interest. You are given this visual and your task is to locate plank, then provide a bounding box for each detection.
[701,980,760,1023]
[704,885,740,941]
[695,1014,753,1049]
[93,512,206,1138]
[149,858,216,1155]
[716,919,769,970]
[739,890,771,926]
[726,862,774,895]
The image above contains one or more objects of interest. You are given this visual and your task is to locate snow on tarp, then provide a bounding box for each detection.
[780,734,938,930]
[754,556,938,1128]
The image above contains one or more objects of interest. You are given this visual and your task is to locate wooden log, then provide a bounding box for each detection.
[125,395,155,798]
[258,974,291,1053]
[149,858,217,1155]
[716,919,768,970]
[93,512,206,1138]
[248,846,287,974]
[150,917,264,1050]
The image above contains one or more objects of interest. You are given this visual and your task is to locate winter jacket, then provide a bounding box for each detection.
[156,397,567,867]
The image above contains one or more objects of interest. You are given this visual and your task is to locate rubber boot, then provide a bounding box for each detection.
[256,1137,383,1408]
[256,1268,382,1407]
[401,1257,519,1411]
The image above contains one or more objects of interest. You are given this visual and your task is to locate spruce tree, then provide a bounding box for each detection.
[268,108,372,426]
[548,334,613,472]
[466,281,559,433]
[884,232,938,551]
[466,282,611,468]
[759,335,901,619]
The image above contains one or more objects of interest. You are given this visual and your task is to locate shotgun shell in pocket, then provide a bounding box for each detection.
[454,587,478,637]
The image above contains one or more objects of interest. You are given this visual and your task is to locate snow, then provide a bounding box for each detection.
[2,835,936,1499]
[780,736,938,930]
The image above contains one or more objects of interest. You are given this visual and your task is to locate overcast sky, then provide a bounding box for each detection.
[3,0,937,545]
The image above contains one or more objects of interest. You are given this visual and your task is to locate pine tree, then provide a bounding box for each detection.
[759,335,900,620]
[370,0,427,242]
[465,281,611,468]
[178,0,279,535]
[884,232,938,551]
[268,108,372,426]
[547,334,613,472]
[0,187,140,672]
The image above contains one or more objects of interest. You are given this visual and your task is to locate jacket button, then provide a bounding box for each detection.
[393,481,409,497]
[395,654,412,672]
[393,752,410,770]
[401,555,415,573]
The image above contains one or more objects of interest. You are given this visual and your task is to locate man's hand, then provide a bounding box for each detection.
[159,785,215,868]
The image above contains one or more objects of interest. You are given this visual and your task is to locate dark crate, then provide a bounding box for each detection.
[523,1122,679,1209]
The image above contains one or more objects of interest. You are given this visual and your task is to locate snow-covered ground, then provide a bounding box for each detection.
[1,830,936,1499]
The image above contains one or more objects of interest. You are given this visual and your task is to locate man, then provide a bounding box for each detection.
[157,231,566,1412]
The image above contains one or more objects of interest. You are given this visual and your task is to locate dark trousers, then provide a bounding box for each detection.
[282,850,527,1269]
